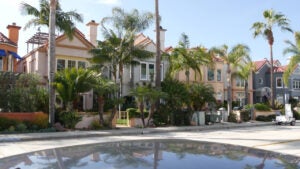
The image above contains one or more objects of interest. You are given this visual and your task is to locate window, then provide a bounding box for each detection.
[236,77,245,87]
[0,58,2,71]
[78,61,86,69]
[207,69,214,81]
[149,63,155,81]
[68,60,76,68]
[160,64,164,81]
[141,63,147,80]
[140,62,155,81]
[276,77,283,88]
[293,80,300,89]
[57,59,65,71]
[258,78,263,84]
[217,69,221,81]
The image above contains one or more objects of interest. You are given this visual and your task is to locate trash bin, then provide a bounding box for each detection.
[191,111,205,125]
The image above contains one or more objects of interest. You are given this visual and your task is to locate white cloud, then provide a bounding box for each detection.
[97,0,121,5]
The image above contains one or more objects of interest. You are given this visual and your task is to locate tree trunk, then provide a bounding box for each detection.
[139,102,145,128]
[109,105,117,128]
[48,0,57,126]
[227,65,232,114]
[97,95,105,125]
[155,0,161,89]
[270,44,274,108]
[147,103,155,126]
[244,81,248,106]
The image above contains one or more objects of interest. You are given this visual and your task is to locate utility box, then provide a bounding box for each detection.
[191,111,205,126]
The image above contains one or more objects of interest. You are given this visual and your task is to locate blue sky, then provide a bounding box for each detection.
[1,0,300,65]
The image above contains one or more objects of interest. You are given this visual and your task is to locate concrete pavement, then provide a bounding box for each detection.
[1,121,300,159]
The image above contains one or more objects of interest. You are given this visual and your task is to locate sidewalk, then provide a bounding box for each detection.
[0,121,273,143]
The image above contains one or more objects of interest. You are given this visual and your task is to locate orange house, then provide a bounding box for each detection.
[0,22,21,72]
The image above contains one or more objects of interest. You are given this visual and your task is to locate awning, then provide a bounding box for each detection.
[8,51,22,59]
[0,49,6,57]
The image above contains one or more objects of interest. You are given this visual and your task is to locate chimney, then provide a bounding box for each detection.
[86,20,99,46]
[7,22,21,45]
[156,26,167,50]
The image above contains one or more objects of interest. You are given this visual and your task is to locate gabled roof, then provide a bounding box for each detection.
[254,58,269,72]
[0,32,17,47]
[134,33,154,47]
[274,65,287,73]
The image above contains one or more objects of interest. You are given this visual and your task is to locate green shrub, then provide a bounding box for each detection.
[240,109,250,122]
[16,123,27,132]
[126,108,149,118]
[293,110,300,120]
[0,117,18,131]
[90,119,102,130]
[57,111,82,129]
[228,113,238,123]
[254,103,271,111]
[256,114,275,122]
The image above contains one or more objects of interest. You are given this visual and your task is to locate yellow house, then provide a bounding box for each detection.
[17,20,98,110]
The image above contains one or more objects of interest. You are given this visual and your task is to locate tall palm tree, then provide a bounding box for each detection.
[155,0,161,89]
[21,0,83,40]
[101,7,154,88]
[210,44,251,114]
[283,32,300,86]
[48,0,56,126]
[251,9,292,108]
[90,30,153,96]
[169,33,213,84]
[21,0,83,126]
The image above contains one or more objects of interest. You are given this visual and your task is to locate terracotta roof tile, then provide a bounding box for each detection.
[254,59,268,71]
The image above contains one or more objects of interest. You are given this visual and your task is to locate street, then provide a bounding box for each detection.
[0,123,300,158]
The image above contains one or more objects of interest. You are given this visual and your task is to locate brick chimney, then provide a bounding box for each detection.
[7,22,21,45]
[86,20,99,46]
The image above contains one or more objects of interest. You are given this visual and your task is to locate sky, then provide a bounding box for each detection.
[1,0,300,65]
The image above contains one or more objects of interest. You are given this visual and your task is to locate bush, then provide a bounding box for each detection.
[254,103,271,111]
[255,114,275,122]
[57,111,82,129]
[0,117,18,131]
[240,109,251,122]
[126,108,149,118]
[90,119,102,130]
[228,113,238,123]
[32,112,49,129]
[16,123,27,132]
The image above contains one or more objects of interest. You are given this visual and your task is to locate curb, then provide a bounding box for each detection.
[0,122,274,143]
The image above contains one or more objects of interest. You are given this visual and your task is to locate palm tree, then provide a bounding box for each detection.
[233,62,255,106]
[251,9,292,108]
[53,68,97,111]
[101,7,154,88]
[189,83,216,111]
[169,33,213,84]
[48,0,56,126]
[93,75,117,126]
[283,32,300,86]
[21,0,83,126]
[210,44,251,114]
[20,0,83,40]
[155,0,161,89]
[90,30,153,96]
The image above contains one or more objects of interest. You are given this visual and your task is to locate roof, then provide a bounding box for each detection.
[0,32,17,47]
[134,33,154,47]
[274,65,287,73]
[254,59,269,71]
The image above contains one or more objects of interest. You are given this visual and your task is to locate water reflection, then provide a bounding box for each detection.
[1,139,300,169]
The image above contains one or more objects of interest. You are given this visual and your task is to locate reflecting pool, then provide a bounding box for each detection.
[1,139,300,169]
